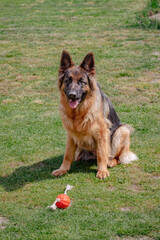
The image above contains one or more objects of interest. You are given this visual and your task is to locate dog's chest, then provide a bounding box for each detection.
[61,111,94,132]
[72,133,96,151]
[60,108,97,150]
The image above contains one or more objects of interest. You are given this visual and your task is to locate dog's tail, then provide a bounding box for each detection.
[118,124,138,164]
[119,151,138,164]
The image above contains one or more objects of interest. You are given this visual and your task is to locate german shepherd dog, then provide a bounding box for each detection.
[52,50,138,179]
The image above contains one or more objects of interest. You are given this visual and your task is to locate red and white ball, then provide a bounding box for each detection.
[56,194,70,209]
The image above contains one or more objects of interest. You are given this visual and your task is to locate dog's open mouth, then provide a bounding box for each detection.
[69,99,80,109]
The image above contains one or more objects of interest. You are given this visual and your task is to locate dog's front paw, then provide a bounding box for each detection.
[96,170,109,179]
[51,169,67,177]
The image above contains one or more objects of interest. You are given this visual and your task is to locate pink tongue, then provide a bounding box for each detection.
[69,100,79,109]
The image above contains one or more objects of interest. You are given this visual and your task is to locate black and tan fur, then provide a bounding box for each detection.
[52,50,138,179]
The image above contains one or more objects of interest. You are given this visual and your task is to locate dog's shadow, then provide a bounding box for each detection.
[0,155,97,192]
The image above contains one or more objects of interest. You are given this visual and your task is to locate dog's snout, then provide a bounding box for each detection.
[69,92,77,99]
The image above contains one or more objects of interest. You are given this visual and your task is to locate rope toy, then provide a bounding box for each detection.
[47,184,73,210]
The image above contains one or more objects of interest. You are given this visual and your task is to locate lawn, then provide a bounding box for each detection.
[0,0,160,239]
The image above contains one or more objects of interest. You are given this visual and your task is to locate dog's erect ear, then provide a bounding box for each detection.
[59,50,74,75]
[80,52,95,75]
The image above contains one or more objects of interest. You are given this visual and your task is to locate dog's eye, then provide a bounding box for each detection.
[68,76,72,83]
[65,76,72,84]
[78,79,86,85]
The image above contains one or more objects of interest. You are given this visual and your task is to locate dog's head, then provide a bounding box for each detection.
[58,50,96,109]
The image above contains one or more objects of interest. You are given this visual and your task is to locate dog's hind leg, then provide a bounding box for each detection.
[108,125,138,168]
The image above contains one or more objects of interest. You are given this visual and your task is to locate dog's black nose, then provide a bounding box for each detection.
[69,92,77,99]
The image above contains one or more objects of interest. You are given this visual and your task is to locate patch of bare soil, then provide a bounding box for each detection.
[107,186,116,191]
[120,207,131,212]
[0,216,8,229]
[152,52,160,56]
[151,175,160,179]
[128,184,142,193]
[31,99,44,104]
[149,13,160,21]
[1,99,17,104]
[117,236,154,240]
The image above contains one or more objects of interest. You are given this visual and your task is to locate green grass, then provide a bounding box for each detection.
[0,0,160,239]
[136,0,160,29]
